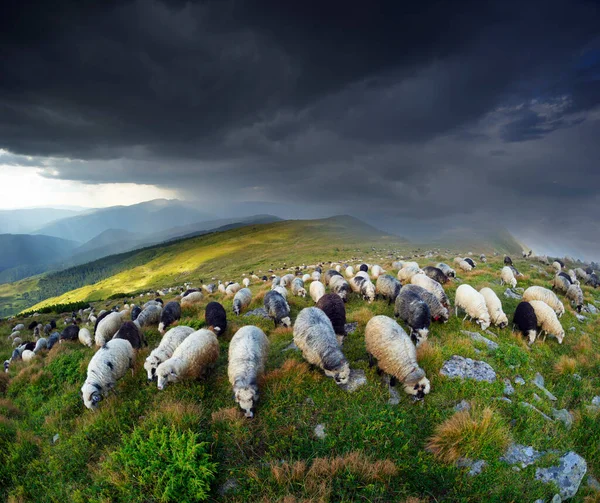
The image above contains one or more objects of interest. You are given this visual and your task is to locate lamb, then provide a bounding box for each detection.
[329,275,351,303]
[566,284,584,312]
[144,326,195,380]
[394,288,430,346]
[130,305,142,321]
[454,284,491,330]
[133,304,162,329]
[436,263,456,278]
[181,291,204,306]
[513,301,537,343]
[233,288,253,315]
[22,350,36,362]
[401,284,449,322]
[226,283,241,297]
[228,326,269,418]
[243,277,251,288]
[410,274,451,309]
[324,269,342,285]
[500,266,517,288]
[529,300,565,344]
[61,324,80,342]
[33,338,48,353]
[397,263,423,282]
[422,266,449,284]
[95,312,123,346]
[156,329,219,390]
[291,278,307,297]
[264,291,291,327]
[113,321,146,349]
[371,265,385,279]
[375,275,402,304]
[458,260,473,272]
[349,275,376,302]
[522,286,565,317]
[464,258,476,268]
[81,338,134,410]
[280,274,295,287]
[365,315,430,399]
[316,293,347,342]
[552,273,571,293]
[479,287,508,328]
[205,302,227,335]
[293,307,350,385]
[78,328,93,347]
[158,301,181,334]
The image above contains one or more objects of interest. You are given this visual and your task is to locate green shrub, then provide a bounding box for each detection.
[495,343,529,368]
[20,300,90,316]
[103,425,217,503]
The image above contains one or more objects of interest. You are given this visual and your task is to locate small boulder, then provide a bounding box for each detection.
[535,451,587,499]
[552,409,574,429]
[504,378,515,396]
[314,424,326,440]
[440,356,496,383]
[454,400,471,412]
[501,443,544,468]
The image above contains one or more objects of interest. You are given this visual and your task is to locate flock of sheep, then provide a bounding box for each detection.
[4,251,597,418]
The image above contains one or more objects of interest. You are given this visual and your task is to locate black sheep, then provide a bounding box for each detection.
[558,271,573,284]
[205,302,227,335]
[504,256,513,266]
[394,289,430,346]
[555,259,565,268]
[464,258,476,269]
[131,305,142,321]
[261,275,268,282]
[315,266,322,273]
[21,341,36,351]
[422,266,449,285]
[359,263,368,272]
[264,291,291,327]
[28,321,38,330]
[513,302,537,343]
[316,294,347,338]
[50,319,56,329]
[113,321,146,349]
[60,325,79,342]
[154,298,164,305]
[159,301,181,334]
[585,273,599,288]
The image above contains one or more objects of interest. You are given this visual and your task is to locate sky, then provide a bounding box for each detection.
[1,0,599,259]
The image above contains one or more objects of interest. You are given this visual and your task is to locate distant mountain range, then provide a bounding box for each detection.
[0,208,83,234]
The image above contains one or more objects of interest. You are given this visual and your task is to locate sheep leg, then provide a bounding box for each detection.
[463,314,469,322]
[455,307,458,317]
[368,353,375,368]
[389,375,397,387]
[273,319,277,328]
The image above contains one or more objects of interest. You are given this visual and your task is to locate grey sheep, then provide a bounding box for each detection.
[233,288,253,315]
[263,291,291,328]
[394,288,430,346]
[375,275,402,305]
[158,301,181,334]
[401,284,449,322]
[133,304,162,329]
[329,275,351,303]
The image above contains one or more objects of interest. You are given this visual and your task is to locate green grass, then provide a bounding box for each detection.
[0,224,598,502]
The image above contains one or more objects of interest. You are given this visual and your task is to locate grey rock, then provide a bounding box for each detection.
[514,376,526,385]
[282,341,299,352]
[533,393,543,403]
[572,373,582,381]
[586,304,598,314]
[52,434,59,444]
[484,329,498,339]
[440,355,496,382]
[551,495,562,503]
[344,322,358,335]
[456,457,486,476]
[587,475,600,491]
[454,400,471,412]
[338,369,367,393]
[473,348,482,354]
[493,396,513,403]
[592,396,600,406]
[504,289,522,300]
[535,451,587,499]
[218,478,240,496]
[305,397,315,406]
[575,314,587,322]
[504,378,515,396]
[569,326,576,332]
[388,384,401,405]
[314,424,326,440]
[461,330,499,350]
[532,373,558,401]
[533,499,544,503]
[244,308,270,319]
[520,402,554,421]
[501,443,544,468]
[552,409,574,429]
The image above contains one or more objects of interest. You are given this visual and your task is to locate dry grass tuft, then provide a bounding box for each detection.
[573,334,592,353]
[45,341,77,362]
[416,341,443,369]
[0,398,21,418]
[350,307,374,326]
[263,359,314,385]
[147,398,202,429]
[554,355,577,375]
[426,407,510,463]
[211,406,242,424]
[0,372,9,393]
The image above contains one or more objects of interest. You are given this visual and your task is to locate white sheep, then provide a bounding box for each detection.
[566,284,584,312]
[291,278,306,297]
[529,300,565,344]
[458,260,473,272]
[455,284,491,330]
[181,291,204,306]
[500,266,517,288]
[22,350,36,362]
[453,257,464,265]
[78,328,93,348]
[410,274,450,309]
[218,283,226,294]
[95,312,123,347]
[226,283,241,297]
[365,315,430,399]
[144,326,195,381]
[311,271,321,282]
[370,265,385,279]
[310,281,326,303]
[349,276,376,302]
[522,286,565,318]
[243,278,251,288]
[272,285,288,299]
[233,288,252,315]
[335,265,342,273]
[228,326,269,418]
[479,287,508,328]
[345,266,355,278]
[81,339,134,410]
[397,263,423,282]
[280,274,295,287]
[302,273,311,283]
[552,261,562,272]
[156,329,219,390]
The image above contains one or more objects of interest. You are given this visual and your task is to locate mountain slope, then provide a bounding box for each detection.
[430,226,524,255]
[0,208,82,234]
[0,234,79,273]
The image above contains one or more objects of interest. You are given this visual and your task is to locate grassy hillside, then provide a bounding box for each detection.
[0,236,599,502]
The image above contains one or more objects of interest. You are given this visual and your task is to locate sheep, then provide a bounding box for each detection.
[349,275,376,302]
[575,268,589,282]
[228,326,269,418]
[22,350,36,362]
[205,302,227,335]
[61,324,80,342]
[27,321,38,330]
[358,263,368,272]
[454,284,491,330]
[308,280,325,303]
[271,276,281,288]
[233,288,253,315]
[144,326,195,380]
[119,309,131,322]
[243,277,251,288]
[566,284,584,312]
[410,274,450,309]
[479,287,508,328]
[422,266,449,284]
[397,263,423,282]
[158,301,181,334]
[264,291,291,328]
[329,275,351,303]
[4,360,9,373]
[293,307,350,385]
[371,265,385,279]
[9,331,20,339]
[272,285,288,299]
[500,266,517,288]
[552,273,572,293]
[513,301,537,343]
[12,323,24,332]
[355,270,370,281]
[401,284,449,322]
[375,274,402,304]
[335,265,342,272]
[567,269,578,284]
[113,321,146,349]
[225,283,241,297]
[95,312,123,346]
[78,328,93,347]
[436,263,456,278]
[458,260,473,272]
[181,291,204,306]
[365,315,430,399]
[585,272,599,288]
[81,338,134,410]
[280,274,295,287]
[394,288,430,346]
[510,265,523,278]
[343,266,354,278]
[130,306,142,321]
[11,337,23,347]
[144,299,162,309]
[529,300,565,344]
[156,329,219,390]
[291,278,307,297]
[33,338,48,353]
[316,293,347,343]
[522,286,565,317]
[311,271,322,282]
[480,254,487,263]
[183,288,200,297]
[324,269,342,285]
[464,257,476,268]
[504,256,513,266]
[134,304,163,330]
[203,283,217,294]
[47,332,59,350]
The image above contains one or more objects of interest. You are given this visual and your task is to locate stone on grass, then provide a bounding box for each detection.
[532,373,558,401]
[338,369,367,393]
[514,376,526,385]
[504,378,515,395]
[501,443,544,468]
[575,314,587,322]
[592,396,600,406]
[586,304,597,315]
[504,289,522,300]
[461,330,499,350]
[552,409,574,429]
[587,475,600,491]
[314,424,326,440]
[535,451,587,499]
[520,402,553,421]
[440,356,496,382]
[218,479,240,496]
[344,322,358,335]
[282,341,298,352]
[456,457,486,476]
[551,495,562,503]
[454,400,471,412]
[244,308,270,319]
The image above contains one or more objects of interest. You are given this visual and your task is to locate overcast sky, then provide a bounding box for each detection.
[1,0,599,259]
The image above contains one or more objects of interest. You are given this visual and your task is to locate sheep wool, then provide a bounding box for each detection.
[566,284,584,312]
[500,266,517,288]
[130,306,142,321]
[324,269,342,285]
[264,291,291,327]
[228,326,269,418]
[375,275,402,304]
[243,278,251,288]
[479,287,508,328]
[454,284,491,331]
[134,304,162,329]
[397,264,423,282]
[158,301,181,334]
[273,286,288,299]
[310,281,326,303]
[78,328,93,348]
[436,263,456,278]
[552,261,562,272]
[410,274,450,309]
[552,273,571,294]
[181,291,204,306]
[394,288,430,346]
[529,300,565,344]
[311,271,322,282]
[291,278,307,297]
[81,338,134,410]
[522,286,565,318]
[233,288,253,315]
[95,312,123,346]
[349,275,376,302]
[575,268,589,282]
[226,283,241,297]
[365,315,430,399]
[370,265,385,279]
[401,284,449,322]
[60,324,80,342]
[316,293,347,340]
[156,329,219,390]
[22,350,36,362]
[422,266,449,285]
[302,273,311,283]
[458,260,473,272]
[144,326,195,380]
[113,321,146,349]
[33,338,48,353]
[329,275,351,303]
[293,307,350,385]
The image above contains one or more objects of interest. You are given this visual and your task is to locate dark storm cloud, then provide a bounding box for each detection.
[1,0,600,259]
